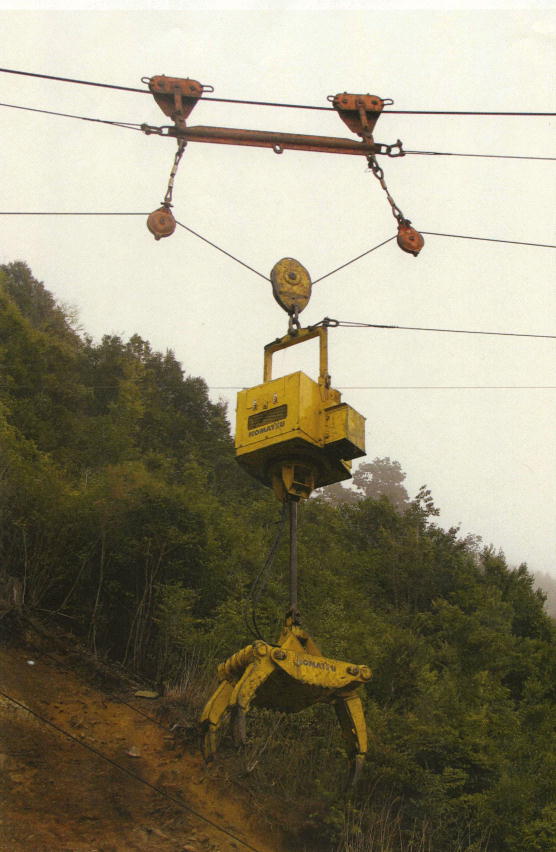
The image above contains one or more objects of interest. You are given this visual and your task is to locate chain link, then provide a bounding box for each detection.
[367,154,407,225]
[287,305,301,334]
[163,139,187,206]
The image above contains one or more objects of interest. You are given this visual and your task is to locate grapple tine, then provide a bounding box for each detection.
[334,692,368,786]
[199,679,234,761]
[348,753,366,788]
[230,645,275,714]
[233,707,247,746]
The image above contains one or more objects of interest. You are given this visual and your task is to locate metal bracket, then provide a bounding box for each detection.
[264,325,330,388]
[143,75,213,127]
[328,92,393,139]
[141,81,404,159]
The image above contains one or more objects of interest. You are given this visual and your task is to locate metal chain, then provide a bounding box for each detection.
[288,305,301,335]
[366,154,408,225]
[163,139,187,206]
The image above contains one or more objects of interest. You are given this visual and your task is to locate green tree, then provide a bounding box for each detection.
[353,457,410,509]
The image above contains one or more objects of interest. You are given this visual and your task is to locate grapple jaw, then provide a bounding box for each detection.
[200,623,371,784]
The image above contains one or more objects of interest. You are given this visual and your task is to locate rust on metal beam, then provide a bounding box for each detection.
[163,124,381,156]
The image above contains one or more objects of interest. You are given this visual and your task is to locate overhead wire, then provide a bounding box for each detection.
[1,67,556,117]
[1,383,553,391]
[1,101,554,163]
[404,149,556,162]
[0,211,148,216]
[322,319,556,340]
[0,67,147,95]
[208,386,556,390]
[420,231,556,249]
[0,100,144,130]
[0,687,265,852]
[1,213,555,290]
[1,214,555,282]
[313,236,396,283]
[175,220,269,281]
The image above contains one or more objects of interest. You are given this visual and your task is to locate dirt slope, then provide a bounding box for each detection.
[0,629,291,852]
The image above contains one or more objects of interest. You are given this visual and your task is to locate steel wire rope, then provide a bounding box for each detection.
[174,220,268,281]
[19,618,178,733]
[1,67,556,117]
[316,318,556,340]
[2,102,555,163]
[0,67,148,95]
[313,236,396,283]
[35,650,169,732]
[206,385,556,390]
[0,687,265,852]
[421,231,556,249]
[405,149,556,161]
[1,213,555,276]
[1,382,553,390]
[0,100,145,130]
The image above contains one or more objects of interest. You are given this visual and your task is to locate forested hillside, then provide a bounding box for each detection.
[1,262,555,852]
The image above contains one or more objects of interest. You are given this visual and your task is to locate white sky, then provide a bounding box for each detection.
[1,6,555,575]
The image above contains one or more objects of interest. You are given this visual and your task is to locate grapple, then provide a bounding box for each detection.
[200,620,371,785]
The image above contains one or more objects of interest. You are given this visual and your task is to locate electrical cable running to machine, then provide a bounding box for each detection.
[243,503,288,642]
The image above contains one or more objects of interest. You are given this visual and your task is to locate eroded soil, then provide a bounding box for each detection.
[0,628,289,852]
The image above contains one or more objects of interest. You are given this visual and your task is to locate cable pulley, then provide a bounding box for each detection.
[397,222,425,256]
[270,257,312,332]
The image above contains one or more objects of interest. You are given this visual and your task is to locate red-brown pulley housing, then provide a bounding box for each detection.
[146,75,207,122]
[147,206,176,240]
[397,223,425,257]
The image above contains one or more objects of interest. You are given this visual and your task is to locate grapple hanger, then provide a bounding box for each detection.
[142,77,424,255]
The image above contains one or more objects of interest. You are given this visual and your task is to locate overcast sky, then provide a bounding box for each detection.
[1,6,555,576]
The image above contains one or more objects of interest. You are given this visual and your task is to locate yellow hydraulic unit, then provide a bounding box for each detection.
[200,258,372,784]
[235,322,366,501]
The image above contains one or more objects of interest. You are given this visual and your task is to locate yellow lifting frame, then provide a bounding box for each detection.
[263,325,331,389]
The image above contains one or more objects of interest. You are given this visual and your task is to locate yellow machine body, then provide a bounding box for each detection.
[235,327,366,497]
